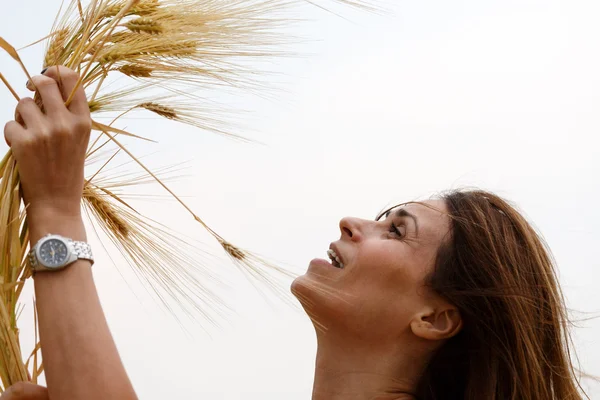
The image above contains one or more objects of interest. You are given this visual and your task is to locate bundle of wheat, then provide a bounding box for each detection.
[0,0,375,391]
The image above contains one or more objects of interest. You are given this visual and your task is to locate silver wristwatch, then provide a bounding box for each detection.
[29,234,94,273]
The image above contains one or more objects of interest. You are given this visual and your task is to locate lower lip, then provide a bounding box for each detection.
[309,258,340,269]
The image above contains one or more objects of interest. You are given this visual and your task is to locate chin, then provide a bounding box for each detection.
[290,274,310,302]
[291,273,351,330]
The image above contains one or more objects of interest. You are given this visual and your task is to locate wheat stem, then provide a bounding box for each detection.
[0,37,35,93]
[0,73,20,102]
[88,149,121,183]
[89,65,110,102]
[93,121,217,236]
[0,151,12,177]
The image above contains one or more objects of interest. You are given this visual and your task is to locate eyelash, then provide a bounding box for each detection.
[389,222,405,238]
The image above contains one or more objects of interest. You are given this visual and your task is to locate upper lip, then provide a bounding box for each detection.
[329,243,344,265]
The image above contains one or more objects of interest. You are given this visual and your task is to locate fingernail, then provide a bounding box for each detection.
[40,68,47,74]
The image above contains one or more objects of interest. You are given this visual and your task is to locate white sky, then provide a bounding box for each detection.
[1,0,599,398]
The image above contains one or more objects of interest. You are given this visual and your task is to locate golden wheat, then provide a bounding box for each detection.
[84,184,131,238]
[101,0,160,18]
[138,102,177,119]
[43,29,70,68]
[125,18,163,34]
[0,0,375,391]
[117,64,153,77]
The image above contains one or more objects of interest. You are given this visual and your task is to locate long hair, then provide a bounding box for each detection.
[416,190,586,400]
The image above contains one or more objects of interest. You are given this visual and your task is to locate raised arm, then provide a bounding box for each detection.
[2,66,137,400]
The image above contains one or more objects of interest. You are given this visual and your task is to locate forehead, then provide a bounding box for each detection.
[405,199,448,217]
[383,199,447,218]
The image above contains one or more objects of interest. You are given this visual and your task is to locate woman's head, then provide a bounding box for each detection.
[292,198,461,346]
[291,189,584,399]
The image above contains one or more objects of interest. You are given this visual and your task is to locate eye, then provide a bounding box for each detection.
[389,222,406,238]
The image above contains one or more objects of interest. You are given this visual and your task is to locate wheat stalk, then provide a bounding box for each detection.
[0,0,375,391]
[82,180,229,324]
[43,29,70,68]
[0,0,294,388]
[117,64,153,77]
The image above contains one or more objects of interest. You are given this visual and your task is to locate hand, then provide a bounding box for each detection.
[3,65,91,220]
[0,383,49,400]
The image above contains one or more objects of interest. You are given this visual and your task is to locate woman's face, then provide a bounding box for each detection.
[291,199,452,341]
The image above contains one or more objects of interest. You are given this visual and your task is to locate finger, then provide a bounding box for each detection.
[14,110,24,126]
[0,382,49,400]
[15,98,45,131]
[4,120,25,147]
[42,66,90,116]
[27,74,67,117]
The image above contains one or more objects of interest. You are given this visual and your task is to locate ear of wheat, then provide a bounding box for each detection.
[0,0,375,391]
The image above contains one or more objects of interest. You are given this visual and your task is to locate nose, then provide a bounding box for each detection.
[339,217,364,242]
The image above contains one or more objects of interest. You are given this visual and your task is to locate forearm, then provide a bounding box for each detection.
[29,208,137,400]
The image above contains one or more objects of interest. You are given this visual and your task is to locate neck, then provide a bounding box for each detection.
[311,333,426,400]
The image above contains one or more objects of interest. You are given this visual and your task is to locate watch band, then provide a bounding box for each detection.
[71,239,94,264]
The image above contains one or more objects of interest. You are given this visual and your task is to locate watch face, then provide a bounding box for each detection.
[39,238,69,268]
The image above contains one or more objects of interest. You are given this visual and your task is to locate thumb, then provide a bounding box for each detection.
[1,383,49,400]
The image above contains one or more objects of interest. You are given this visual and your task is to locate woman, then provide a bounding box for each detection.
[1,67,587,399]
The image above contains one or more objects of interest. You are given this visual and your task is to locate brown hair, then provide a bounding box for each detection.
[416,189,586,400]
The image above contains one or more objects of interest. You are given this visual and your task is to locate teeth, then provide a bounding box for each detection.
[327,249,344,269]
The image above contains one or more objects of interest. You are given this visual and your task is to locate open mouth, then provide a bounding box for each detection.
[327,248,344,269]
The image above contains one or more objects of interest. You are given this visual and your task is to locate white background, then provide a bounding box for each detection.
[1,0,599,398]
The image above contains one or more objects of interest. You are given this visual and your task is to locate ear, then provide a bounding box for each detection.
[410,305,462,341]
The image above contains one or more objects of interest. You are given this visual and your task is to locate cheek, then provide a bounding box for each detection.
[290,242,434,335]
[346,243,434,314]
[353,242,423,290]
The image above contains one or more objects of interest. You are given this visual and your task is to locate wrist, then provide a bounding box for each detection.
[27,206,87,245]
[25,198,82,218]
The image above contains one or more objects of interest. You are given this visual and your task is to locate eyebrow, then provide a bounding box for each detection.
[386,208,419,235]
